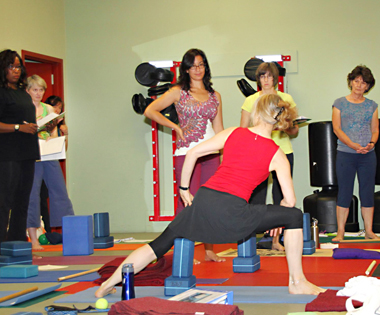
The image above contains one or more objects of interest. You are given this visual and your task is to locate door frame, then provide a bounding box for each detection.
[21,50,64,100]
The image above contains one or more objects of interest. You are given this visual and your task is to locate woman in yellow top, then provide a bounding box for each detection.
[240,62,298,251]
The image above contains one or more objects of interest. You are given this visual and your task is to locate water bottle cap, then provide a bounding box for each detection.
[312,217,318,226]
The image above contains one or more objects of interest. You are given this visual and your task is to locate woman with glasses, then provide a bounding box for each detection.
[0,49,39,243]
[240,62,299,252]
[96,94,325,298]
[144,48,224,263]
[332,65,379,241]
[25,75,74,250]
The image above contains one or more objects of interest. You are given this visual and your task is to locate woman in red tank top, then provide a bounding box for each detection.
[96,94,325,298]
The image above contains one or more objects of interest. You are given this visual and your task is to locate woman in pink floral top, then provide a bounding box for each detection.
[145,48,224,263]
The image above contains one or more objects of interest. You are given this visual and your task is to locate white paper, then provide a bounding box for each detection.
[39,136,66,161]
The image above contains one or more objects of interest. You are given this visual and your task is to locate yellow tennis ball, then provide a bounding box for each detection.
[95,298,108,309]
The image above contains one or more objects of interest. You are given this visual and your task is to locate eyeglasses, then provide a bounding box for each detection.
[8,64,22,72]
[190,63,205,71]
[259,74,273,80]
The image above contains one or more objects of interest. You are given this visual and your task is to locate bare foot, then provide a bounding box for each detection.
[204,250,225,262]
[289,278,326,295]
[193,259,201,265]
[332,233,344,242]
[32,242,44,251]
[272,242,285,251]
[95,281,117,298]
[365,231,380,239]
[32,254,42,259]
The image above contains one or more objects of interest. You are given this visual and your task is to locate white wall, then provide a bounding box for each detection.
[62,0,380,232]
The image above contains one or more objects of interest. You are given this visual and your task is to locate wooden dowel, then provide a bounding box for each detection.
[0,286,38,303]
[57,268,100,282]
[365,260,377,276]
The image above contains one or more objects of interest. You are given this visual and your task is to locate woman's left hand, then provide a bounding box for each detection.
[180,189,194,207]
[60,124,68,136]
[357,142,375,154]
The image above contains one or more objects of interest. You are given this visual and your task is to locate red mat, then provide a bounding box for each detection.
[34,243,145,252]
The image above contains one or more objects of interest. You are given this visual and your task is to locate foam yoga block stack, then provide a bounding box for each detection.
[302,213,316,255]
[165,238,196,296]
[0,241,33,266]
[93,212,114,249]
[62,215,94,256]
[233,235,260,273]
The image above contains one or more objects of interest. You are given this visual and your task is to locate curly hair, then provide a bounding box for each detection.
[255,62,279,89]
[251,94,297,130]
[176,48,214,93]
[0,49,27,89]
[347,65,375,93]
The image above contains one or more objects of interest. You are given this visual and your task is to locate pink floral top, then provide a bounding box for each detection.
[175,89,219,149]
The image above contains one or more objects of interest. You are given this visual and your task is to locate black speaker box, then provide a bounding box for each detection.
[308,121,338,188]
[303,189,359,233]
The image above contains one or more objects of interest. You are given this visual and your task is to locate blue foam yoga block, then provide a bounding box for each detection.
[237,235,257,257]
[164,275,196,296]
[303,213,311,241]
[171,238,194,278]
[93,236,114,249]
[0,254,33,266]
[0,264,38,278]
[233,255,261,273]
[302,240,316,255]
[0,241,32,257]
[94,212,110,238]
[63,215,94,256]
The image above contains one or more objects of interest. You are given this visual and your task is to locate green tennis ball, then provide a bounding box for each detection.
[38,234,49,245]
[95,298,108,309]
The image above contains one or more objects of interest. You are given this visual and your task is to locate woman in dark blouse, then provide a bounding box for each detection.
[0,49,39,242]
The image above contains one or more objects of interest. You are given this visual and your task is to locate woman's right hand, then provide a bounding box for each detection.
[19,123,38,134]
[175,126,185,142]
[180,189,194,207]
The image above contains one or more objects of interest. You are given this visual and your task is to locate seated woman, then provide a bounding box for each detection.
[95,94,325,297]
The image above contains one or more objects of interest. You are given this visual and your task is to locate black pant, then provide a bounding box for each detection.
[249,153,294,205]
[149,204,303,259]
[0,160,35,242]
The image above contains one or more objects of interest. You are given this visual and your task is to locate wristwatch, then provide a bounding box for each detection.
[14,124,20,132]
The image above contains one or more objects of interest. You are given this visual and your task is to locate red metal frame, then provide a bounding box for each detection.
[149,61,181,221]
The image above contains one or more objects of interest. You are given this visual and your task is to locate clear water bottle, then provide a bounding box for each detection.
[311,217,319,249]
[121,263,135,300]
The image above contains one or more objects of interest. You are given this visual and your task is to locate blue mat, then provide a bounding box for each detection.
[0,284,61,306]
[0,270,99,283]
[54,286,343,304]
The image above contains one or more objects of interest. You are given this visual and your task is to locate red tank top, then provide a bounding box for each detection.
[203,128,279,202]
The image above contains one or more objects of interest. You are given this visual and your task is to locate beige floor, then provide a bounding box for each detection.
[0,233,345,315]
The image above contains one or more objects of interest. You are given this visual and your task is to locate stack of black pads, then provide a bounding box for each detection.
[132,63,178,124]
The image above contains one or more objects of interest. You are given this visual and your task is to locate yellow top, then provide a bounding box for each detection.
[241,91,296,154]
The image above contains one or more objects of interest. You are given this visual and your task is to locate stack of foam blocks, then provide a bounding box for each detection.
[0,241,38,278]
[93,212,114,249]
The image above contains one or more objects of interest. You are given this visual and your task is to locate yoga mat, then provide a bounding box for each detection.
[32,255,121,265]
[0,270,99,283]
[55,286,342,304]
[196,278,228,284]
[38,243,145,252]
[0,284,61,306]
[0,290,65,308]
